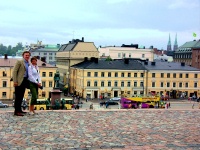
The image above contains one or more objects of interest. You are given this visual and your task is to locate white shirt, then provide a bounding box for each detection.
[28,65,41,84]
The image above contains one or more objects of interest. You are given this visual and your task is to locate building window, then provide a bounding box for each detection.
[3,71,7,77]
[108,72,111,77]
[179,73,182,78]
[94,72,98,77]
[121,72,124,77]
[140,82,143,87]
[152,73,155,78]
[123,53,125,58]
[101,72,104,77]
[42,72,46,77]
[167,73,170,78]
[49,81,52,87]
[142,54,145,58]
[87,81,90,87]
[134,73,137,77]
[194,82,197,88]
[108,81,111,87]
[179,83,182,87]
[173,82,176,87]
[134,81,137,87]
[185,82,188,88]
[2,81,7,87]
[94,81,98,87]
[114,81,118,87]
[101,81,104,87]
[185,73,189,78]
[194,74,198,78]
[167,82,170,87]
[141,73,144,77]
[44,53,47,55]
[49,72,53,77]
[152,82,155,87]
[128,73,131,77]
[42,81,46,87]
[121,81,124,87]
[87,72,91,77]
[161,73,164,78]
[115,72,118,77]
[173,73,176,78]
[2,92,6,97]
[134,91,137,95]
[42,92,46,97]
[49,57,52,60]
[160,82,164,87]
[49,53,52,55]
[127,81,131,87]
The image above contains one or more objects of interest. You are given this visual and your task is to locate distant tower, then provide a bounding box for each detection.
[167,34,172,51]
[173,33,178,51]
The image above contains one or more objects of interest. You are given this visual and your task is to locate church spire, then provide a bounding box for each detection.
[167,33,172,51]
[173,33,178,51]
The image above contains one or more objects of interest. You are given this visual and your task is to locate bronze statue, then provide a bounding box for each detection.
[54,71,60,88]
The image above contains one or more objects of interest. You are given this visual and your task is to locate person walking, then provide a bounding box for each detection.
[12,51,30,116]
[28,57,42,115]
[192,103,195,109]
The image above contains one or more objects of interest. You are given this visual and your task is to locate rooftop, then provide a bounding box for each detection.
[71,59,199,71]
[0,57,57,68]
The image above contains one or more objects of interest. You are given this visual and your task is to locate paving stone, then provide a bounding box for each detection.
[0,110,199,149]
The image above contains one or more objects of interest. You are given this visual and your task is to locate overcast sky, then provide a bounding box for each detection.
[0,0,199,49]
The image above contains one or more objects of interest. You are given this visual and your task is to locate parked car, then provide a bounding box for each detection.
[109,97,121,101]
[0,101,9,108]
[105,101,119,105]
[13,98,28,110]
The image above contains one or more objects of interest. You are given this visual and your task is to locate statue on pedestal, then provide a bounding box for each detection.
[54,71,60,89]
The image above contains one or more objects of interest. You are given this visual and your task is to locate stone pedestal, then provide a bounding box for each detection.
[51,88,62,106]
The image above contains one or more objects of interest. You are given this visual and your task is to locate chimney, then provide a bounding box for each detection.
[90,57,95,62]
[124,58,129,64]
[41,57,46,63]
[94,58,98,64]
[4,54,8,59]
[181,62,185,66]
[151,62,156,66]
[84,57,88,61]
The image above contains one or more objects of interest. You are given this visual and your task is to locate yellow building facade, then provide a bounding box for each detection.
[56,38,99,85]
[70,59,200,99]
[0,57,57,101]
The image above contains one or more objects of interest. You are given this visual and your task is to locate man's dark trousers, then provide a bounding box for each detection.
[14,78,28,113]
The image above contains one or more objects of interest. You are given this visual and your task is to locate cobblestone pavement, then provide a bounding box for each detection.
[0,109,200,150]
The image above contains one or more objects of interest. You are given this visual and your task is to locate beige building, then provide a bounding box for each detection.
[0,55,57,101]
[98,45,154,61]
[70,58,200,99]
[56,38,99,85]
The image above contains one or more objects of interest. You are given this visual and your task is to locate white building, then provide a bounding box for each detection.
[98,45,154,61]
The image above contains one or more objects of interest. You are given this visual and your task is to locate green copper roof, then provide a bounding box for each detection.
[45,44,60,49]
[179,40,200,48]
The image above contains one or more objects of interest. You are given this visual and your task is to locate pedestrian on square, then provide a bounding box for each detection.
[12,51,30,116]
[28,57,42,115]
[169,102,171,108]
[192,103,195,109]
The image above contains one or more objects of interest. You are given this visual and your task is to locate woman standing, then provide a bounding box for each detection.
[28,57,42,115]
